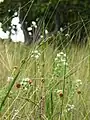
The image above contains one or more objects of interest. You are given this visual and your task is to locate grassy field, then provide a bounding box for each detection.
[0,39,90,120]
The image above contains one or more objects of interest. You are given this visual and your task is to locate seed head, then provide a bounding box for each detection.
[16,83,21,88]
[28,79,32,84]
[77,89,81,94]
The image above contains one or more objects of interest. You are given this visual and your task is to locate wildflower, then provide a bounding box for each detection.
[34,50,38,53]
[45,29,48,34]
[32,21,36,26]
[16,83,21,88]
[34,25,37,28]
[40,35,43,38]
[57,53,61,57]
[24,87,28,90]
[77,89,81,94]
[76,79,82,84]
[27,27,32,31]
[7,77,13,82]
[28,79,32,84]
[0,0,4,3]
[31,50,41,59]
[57,90,63,97]
[29,32,32,36]
[55,58,58,61]
[35,55,39,59]
[63,54,66,57]
[60,27,63,32]
[8,9,11,12]
[66,104,75,112]
[76,79,82,88]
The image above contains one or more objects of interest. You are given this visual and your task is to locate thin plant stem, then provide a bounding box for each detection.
[34,59,37,119]
[60,56,67,120]
[40,21,45,120]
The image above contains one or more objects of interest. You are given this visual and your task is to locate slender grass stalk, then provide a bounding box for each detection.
[0,71,20,112]
[51,91,53,120]
[60,55,67,120]
[0,59,26,112]
[40,44,45,119]
[7,97,10,120]
[33,59,37,119]
[40,22,45,119]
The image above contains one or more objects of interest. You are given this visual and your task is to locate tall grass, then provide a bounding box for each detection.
[0,39,89,120]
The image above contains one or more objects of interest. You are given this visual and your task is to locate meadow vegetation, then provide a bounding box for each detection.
[0,37,90,120]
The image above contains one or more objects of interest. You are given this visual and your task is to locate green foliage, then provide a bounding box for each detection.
[0,38,90,119]
[0,0,90,43]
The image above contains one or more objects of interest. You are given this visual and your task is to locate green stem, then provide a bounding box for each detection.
[34,60,37,118]
[60,57,67,120]
[0,71,20,111]
[0,59,26,112]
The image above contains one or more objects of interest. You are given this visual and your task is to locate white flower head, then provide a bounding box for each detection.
[35,55,39,59]
[75,79,82,88]
[31,50,41,59]
[60,27,63,32]
[76,79,82,82]
[24,87,28,91]
[34,25,37,28]
[8,9,11,12]
[57,53,61,57]
[29,32,32,35]
[34,50,38,54]
[0,0,4,3]
[32,21,36,26]
[60,52,64,55]
[63,54,66,57]
[45,29,48,34]
[7,77,13,82]
[76,79,82,85]
[55,58,58,61]
[40,35,43,38]
[66,104,75,112]
[14,12,18,16]
[27,27,32,31]
[57,90,63,94]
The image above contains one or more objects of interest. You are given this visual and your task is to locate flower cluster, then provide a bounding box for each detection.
[66,104,75,112]
[57,89,63,97]
[20,78,32,90]
[69,79,82,96]
[31,50,41,59]
[75,79,82,94]
[53,52,68,77]
[7,76,32,90]
[40,29,48,39]
[27,21,37,36]
[75,79,82,88]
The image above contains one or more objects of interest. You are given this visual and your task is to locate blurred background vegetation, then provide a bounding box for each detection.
[0,0,90,45]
